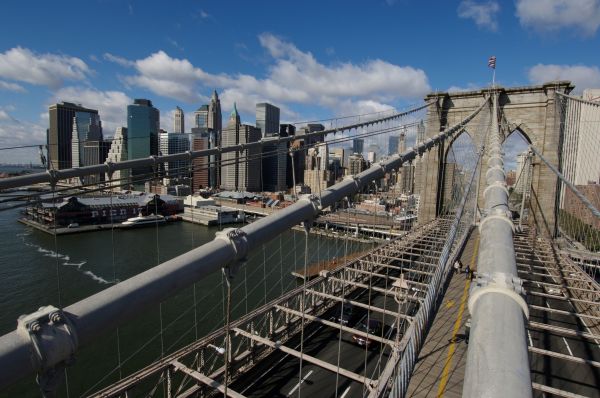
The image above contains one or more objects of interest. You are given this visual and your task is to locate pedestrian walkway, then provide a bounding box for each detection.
[405,231,479,397]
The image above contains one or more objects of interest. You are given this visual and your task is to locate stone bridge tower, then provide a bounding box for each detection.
[416,81,574,236]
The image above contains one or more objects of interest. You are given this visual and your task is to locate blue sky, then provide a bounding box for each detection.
[0,0,599,164]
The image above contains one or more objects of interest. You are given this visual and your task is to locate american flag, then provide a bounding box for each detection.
[488,56,496,69]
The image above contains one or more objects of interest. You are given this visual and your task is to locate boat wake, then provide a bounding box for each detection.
[23,241,113,285]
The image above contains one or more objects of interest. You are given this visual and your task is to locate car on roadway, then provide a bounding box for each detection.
[335,303,354,326]
[351,318,382,347]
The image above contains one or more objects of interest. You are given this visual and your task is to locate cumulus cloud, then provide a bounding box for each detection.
[0,109,10,121]
[0,80,26,92]
[528,64,600,93]
[0,112,46,163]
[516,0,600,36]
[50,87,133,136]
[0,47,91,88]
[458,1,500,31]
[119,33,430,119]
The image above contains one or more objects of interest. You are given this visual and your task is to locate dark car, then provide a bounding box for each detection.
[336,303,354,326]
[351,319,382,347]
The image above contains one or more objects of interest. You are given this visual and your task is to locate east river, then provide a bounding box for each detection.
[0,200,369,397]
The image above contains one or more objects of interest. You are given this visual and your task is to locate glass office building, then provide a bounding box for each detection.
[127,99,160,178]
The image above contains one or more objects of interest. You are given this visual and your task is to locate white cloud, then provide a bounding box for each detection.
[0,109,10,121]
[458,1,500,31]
[50,87,133,136]
[103,52,134,67]
[528,64,600,93]
[0,115,46,163]
[0,80,26,93]
[119,33,430,117]
[516,0,600,36]
[0,47,90,88]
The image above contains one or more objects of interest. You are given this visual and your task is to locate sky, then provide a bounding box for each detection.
[0,0,599,165]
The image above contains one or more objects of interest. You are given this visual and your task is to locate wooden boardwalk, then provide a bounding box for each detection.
[406,230,479,398]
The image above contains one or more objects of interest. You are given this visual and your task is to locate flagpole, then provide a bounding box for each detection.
[492,68,496,89]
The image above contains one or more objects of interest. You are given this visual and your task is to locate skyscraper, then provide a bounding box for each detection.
[105,127,130,189]
[191,127,210,190]
[174,106,184,134]
[127,99,160,178]
[257,103,285,191]
[256,103,280,137]
[220,104,261,192]
[353,138,364,155]
[48,102,100,170]
[159,130,190,183]
[304,143,332,194]
[389,135,400,156]
[194,105,209,128]
[193,91,222,188]
[71,111,103,169]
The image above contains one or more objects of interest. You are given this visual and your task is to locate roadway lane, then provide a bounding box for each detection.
[516,238,600,398]
[231,227,447,397]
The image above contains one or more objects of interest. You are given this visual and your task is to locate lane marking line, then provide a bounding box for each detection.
[437,236,479,398]
[340,386,351,398]
[287,369,313,396]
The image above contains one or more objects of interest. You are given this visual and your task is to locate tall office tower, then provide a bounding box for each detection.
[71,111,103,169]
[159,130,190,184]
[127,99,160,179]
[257,103,285,191]
[195,91,223,186]
[352,138,364,155]
[207,90,222,136]
[105,127,130,189]
[220,104,261,192]
[280,124,300,188]
[48,102,100,170]
[304,143,331,194]
[389,135,399,155]
[80,140,110,185]
[399,129,406,153]
[194,105,209,128]
[191,127,210,190]
[256,103,280,137]
[329,148,345,181]
[174,106,184,134]
[348,153,367,176]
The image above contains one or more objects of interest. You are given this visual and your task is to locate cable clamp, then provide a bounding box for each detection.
[468,272,529,319]
[482,180,509,198]
[17,306,78,394]
[479,208,514,233]
[46,169,59,187]
[215,228,249,269]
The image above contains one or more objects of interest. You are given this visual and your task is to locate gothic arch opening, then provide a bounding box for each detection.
[502,129,530,213]
[438,130,477,215]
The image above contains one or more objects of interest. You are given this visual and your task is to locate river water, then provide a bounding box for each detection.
[0,201,369,397]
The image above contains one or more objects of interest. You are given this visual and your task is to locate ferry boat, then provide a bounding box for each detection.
[121,213,166,228]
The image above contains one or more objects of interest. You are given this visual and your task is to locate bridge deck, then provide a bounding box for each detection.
[405,230,478,397]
